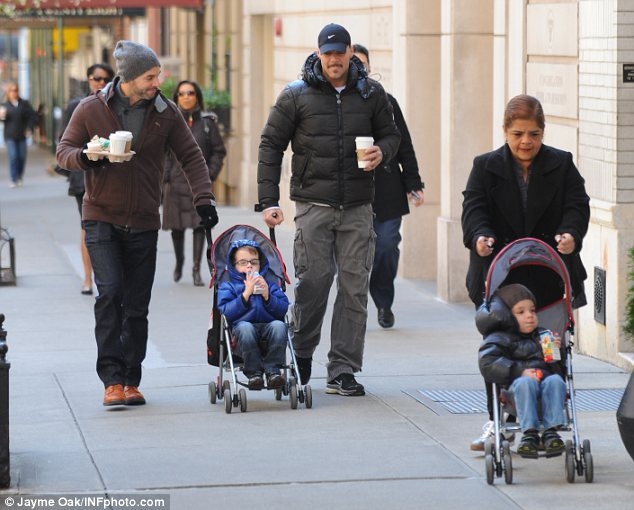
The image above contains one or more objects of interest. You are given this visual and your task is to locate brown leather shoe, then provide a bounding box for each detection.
[124,385,146,406]
[103,384,125,406]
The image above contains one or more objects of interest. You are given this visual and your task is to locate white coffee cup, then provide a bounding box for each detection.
[109,133,128,155]
[115,131,133,152]
[355,136,374,168]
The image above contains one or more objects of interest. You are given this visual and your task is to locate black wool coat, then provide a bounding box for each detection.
[461,143,590,308]
[373,94,424,222]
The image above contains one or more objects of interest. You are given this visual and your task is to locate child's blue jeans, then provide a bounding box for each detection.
[510,374,567,433]
[233,320,287,377]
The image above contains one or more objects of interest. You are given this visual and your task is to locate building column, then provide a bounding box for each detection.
[394,0,441,280]
[436,0,495,302]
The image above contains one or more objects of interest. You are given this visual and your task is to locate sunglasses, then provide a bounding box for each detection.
[90,76,110,83]
[178,90,196,97]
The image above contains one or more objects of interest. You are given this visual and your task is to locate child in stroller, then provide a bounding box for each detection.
[478,283,567,459]
[216,239,289,390]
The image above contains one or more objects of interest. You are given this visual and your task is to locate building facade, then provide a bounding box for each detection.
[3,0,633,369]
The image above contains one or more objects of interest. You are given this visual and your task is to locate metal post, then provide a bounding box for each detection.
[0,313,10,488]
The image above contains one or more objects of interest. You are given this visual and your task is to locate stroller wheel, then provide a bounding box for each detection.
[565,440,575,483]
[239,388,247,412]
[304,384,313,409]
[583,439,594,483]
[208,381,217,404]
[502,440,513,485]
[485,453,495,485]
[224,388,232,414]
[290,383,298,409]
[275,387,283,401]
[222,380,231,393]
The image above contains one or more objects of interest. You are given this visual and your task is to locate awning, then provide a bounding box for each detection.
[9,0,204,9]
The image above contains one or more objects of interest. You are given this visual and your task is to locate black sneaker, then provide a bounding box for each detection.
[326,373,365,396]
[542,429,565,458]
[517,430,540,459]
[296,356,312,384]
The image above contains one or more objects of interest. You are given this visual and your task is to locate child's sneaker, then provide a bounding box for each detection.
[247,374,264,390]
[326,373,365,396]
[266,372,285,389]
[517,430,540,459]
[542,429,565,457]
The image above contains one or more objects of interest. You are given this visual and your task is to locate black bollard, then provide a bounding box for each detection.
[617,371,634,463]
[0,313,9,488]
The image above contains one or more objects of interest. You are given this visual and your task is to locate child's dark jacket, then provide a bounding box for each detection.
[476,294,564,386]
[217,239,289,326]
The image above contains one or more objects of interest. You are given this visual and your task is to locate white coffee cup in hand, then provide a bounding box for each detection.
[355,136,374,168]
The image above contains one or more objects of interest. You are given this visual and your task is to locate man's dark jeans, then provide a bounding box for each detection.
[84,221,158,387]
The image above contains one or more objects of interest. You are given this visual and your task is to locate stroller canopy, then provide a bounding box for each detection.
[484,237,574,336]
[208,224,291,288]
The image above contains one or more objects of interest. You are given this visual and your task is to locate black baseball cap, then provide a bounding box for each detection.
[318,23,351,53]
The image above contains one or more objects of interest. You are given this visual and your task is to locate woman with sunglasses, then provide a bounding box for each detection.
[161,80,227,286]
[57,63,114,295]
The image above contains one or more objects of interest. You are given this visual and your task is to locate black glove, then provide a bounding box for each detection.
[196,204,219,229]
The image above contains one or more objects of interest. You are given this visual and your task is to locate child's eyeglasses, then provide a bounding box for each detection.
[177,91,196,97]
[235,259,260,267]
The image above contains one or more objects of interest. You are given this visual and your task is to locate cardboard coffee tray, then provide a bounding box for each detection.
[83,149,135,163]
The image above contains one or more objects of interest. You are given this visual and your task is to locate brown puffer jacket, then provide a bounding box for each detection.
[56,78,214,230]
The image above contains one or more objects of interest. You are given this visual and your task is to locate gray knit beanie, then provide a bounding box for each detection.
[113,40,161,83]
[495,283,536,310]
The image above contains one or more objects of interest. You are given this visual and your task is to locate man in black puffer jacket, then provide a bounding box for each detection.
[257,23,401,396]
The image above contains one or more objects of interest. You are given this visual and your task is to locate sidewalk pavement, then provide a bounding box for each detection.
[0,145,632,510]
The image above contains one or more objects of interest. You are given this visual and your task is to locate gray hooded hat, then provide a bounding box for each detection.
[495,283,536,311]
[113,40,161,83]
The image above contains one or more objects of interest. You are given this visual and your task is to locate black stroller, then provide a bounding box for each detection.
[205,224,312,413]
[477,237,593,484]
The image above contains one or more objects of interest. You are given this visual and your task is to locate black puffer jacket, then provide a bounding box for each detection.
[258,53,401,209]
[477,295,565,386]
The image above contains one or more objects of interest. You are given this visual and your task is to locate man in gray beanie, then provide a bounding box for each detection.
[113,40,161,83]
[57,39,219,408]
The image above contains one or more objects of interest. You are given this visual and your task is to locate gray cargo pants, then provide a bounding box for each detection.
[290,202,376,380]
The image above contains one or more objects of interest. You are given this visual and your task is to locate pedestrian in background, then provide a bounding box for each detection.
[0,82,38,188]
[56,40,219,407]
[258,23,401,396]
[353,44,425,329]
[162,80,226,286]
[57,63,115,295]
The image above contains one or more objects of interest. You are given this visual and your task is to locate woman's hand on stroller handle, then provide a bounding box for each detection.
[476,235,496,257]
[555,232,575,255]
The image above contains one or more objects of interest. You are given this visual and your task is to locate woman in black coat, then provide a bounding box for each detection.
[161,80,226,286]
[461,94,590,450]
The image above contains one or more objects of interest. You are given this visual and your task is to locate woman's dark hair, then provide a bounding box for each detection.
[173,80,204,108]
[86,63,114,81]
[352,43,370,65]
[503,94,545,130]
